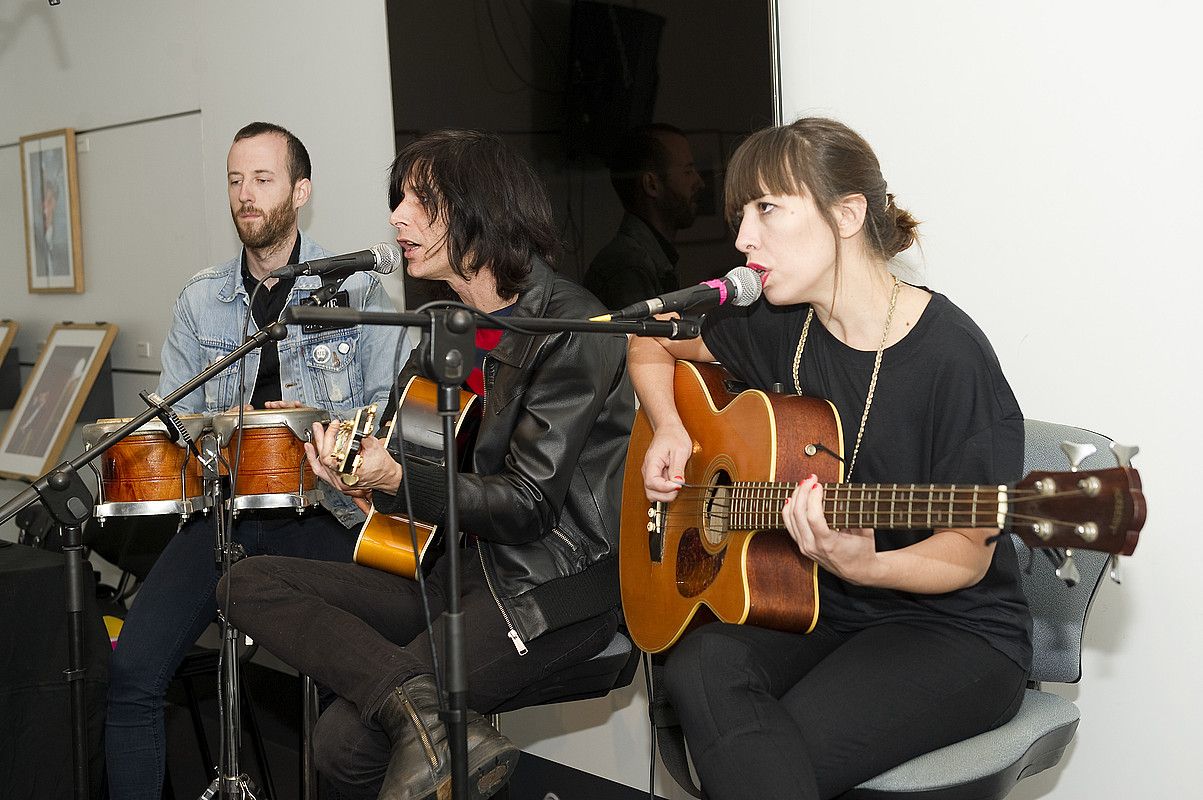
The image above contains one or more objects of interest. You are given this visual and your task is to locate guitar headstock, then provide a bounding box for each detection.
[331,403,379,485]
[1009,464,1145,556]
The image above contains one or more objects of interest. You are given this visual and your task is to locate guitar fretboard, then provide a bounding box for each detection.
[726,482,1008,530]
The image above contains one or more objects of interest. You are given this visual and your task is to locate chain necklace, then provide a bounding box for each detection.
[791,275,900,482]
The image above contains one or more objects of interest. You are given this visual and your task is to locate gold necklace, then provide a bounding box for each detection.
[791,275,900,482]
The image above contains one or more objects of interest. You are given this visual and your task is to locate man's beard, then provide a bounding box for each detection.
[662,188,699,231]
[233,195,297,250]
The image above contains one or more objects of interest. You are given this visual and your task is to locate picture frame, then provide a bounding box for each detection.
[0,319,17,363]
[20,128,85,294]
[0,319,19,410]
[0,322,117,481]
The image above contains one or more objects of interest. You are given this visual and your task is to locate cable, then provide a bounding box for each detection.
[386,336,446,698]
[643,652,657,800]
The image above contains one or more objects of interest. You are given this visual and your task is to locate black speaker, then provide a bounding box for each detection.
[564,1,665,161]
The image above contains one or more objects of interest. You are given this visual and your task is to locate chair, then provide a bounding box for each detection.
[648,419,1132,800]
[297,625,642,799]
[492,626,642,714]
[838,418,1124,800]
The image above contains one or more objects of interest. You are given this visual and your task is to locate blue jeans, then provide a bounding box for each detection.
[104,509,354,800]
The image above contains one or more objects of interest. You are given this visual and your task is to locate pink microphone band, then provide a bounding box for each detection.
[701,278,728,305]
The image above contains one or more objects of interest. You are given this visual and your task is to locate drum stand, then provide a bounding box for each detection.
[197,429,258,800]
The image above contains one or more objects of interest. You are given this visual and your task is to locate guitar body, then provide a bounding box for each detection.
[353,376,481,579]
[620,361,846,653]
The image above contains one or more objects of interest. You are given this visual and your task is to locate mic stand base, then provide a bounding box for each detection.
[199,774,259,800]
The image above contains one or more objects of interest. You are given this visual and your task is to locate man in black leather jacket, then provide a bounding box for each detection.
[219,130,634,800]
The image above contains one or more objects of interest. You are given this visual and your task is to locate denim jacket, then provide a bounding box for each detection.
[157,231,411,526]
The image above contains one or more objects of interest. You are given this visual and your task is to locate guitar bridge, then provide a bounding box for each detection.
[647,502,666,563]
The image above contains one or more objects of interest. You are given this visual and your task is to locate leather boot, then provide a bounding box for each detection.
[375,674,519,800]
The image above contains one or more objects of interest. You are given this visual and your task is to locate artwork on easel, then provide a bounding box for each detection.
[0,320,17,363]
[0,322,118,481]
[0,320,19,410]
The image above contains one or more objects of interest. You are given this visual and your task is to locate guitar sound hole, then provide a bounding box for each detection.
[702,473,732,550]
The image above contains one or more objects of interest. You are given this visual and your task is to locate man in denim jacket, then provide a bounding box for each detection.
[106,122,410,800]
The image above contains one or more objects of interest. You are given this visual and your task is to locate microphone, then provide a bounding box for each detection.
[595,266,763,321]
[268,242,402,280]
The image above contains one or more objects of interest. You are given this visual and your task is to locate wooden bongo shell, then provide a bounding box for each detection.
[224,426,316,496]
[99,430,203,502]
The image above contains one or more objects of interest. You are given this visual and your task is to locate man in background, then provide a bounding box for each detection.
[584,123,705,310]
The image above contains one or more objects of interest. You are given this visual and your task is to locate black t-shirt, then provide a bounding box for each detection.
[242,233,301,407]
[702,290,1032,669]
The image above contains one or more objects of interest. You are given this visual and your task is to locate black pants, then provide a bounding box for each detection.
[664,621,1027,800]
[218,548,618,799]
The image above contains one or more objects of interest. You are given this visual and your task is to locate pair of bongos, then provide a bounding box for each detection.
[82,407,330,521]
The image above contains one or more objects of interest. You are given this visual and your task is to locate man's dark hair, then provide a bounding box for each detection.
[387,130,559,298]
[607,123,686,207]
[233,122,312,184]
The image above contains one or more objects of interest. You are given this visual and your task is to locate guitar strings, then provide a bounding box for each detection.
[654,486,1100,533]
[660,485,1082,503]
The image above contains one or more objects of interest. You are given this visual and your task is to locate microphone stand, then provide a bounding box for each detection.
[282,304,698,800]
[0,322,290,800]
[197,272,348,800]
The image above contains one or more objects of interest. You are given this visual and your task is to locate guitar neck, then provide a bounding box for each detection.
[729,482,1008,531]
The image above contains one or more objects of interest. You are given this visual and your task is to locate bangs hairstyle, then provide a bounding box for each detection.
[387,130,560,298]
[723,118,918,260]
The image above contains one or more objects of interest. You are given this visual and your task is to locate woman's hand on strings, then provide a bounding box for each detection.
[642,423,693,503]
[782,474,881,586]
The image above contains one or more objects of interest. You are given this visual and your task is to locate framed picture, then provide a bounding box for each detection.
[0,319,17,363]
[0,319,19,410]
[0,322,117,481]
[20,128,85,293]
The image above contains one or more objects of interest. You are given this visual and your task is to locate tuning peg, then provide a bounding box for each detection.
[1110,442,1140,468]
[1055,548,1081,587]
[1109,554,1123,585]
[1060,441,1097,472]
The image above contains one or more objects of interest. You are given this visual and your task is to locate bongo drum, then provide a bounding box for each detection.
[83,414,211,520]
[211,407,330,513]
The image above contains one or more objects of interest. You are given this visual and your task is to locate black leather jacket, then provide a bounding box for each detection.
[375,260,634,647]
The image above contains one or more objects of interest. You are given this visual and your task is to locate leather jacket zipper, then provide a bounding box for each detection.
[476,354,528,655]
[481,354,492,412]
[478,544,528,655]
[552,527,578,552]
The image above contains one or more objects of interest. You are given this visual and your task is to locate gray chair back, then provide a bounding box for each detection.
[1016,419,1116,684]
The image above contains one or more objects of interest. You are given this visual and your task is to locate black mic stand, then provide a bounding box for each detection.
[0,322,290,800]
[282,304,698,800]
[195,422,257,800]
[422,309,476,798]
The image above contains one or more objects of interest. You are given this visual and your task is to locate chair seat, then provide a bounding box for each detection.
[841,690,1080,800]
[491,629,638,713]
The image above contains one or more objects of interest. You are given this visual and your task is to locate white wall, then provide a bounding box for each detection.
[774,1,1200,797]
[0,0,400,382]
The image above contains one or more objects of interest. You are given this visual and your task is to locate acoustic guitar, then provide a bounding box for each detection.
[618,361,1146,654]
[352,376,481,578]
